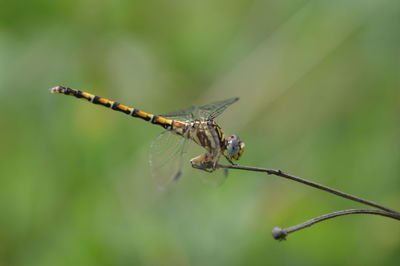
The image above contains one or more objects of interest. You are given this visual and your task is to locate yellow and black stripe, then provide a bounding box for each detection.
[50,86,184,131]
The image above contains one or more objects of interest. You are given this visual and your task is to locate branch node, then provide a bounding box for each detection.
[271,227,287,241]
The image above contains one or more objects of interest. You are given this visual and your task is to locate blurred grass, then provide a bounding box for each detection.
[0,0,400,265]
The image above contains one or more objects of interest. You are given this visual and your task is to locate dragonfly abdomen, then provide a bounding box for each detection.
[51,86,175,130]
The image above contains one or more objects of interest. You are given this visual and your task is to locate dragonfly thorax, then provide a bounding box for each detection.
[185,120,224,154]
[182,120,244,168]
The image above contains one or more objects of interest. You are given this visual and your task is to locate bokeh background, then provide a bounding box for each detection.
[1,0,399,265]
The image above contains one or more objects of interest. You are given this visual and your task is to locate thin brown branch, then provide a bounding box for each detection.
[216,163,399,214]
[271,209,400,240]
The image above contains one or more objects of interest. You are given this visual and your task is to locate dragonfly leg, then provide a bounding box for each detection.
[190,153,216,172]
[225,156,237,166]
[192,164,214,173]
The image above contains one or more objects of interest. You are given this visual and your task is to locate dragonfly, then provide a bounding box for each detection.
[50,86,245,188]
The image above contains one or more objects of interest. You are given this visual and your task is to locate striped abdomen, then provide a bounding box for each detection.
[50,86,187,131]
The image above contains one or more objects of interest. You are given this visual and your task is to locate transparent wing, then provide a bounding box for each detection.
[198,97,239,120]
[149,130,188,189]
[160,97,239,121]
[159,105,196,122]
[195,168,229,187]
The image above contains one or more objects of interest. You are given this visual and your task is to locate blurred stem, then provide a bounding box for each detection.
[271,209,400,240]
[215,164,400,240]
[217,164,399,214]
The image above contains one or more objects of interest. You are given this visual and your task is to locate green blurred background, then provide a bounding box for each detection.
[1,0,399,265]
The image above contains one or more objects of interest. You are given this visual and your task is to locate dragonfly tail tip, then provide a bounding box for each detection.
[50,86,62,94]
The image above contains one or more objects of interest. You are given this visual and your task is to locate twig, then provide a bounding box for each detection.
[213,163,400,240]
[271,209,400,240]
[216,164,399,214]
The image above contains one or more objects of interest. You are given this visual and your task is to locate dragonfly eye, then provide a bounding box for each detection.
[226,135,245,161]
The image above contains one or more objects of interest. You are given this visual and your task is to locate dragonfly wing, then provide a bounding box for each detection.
[195,168,228,187]
[159,105,196,122]
[198,97,239,120]
[160,97,239,121]
[149,130,188,189]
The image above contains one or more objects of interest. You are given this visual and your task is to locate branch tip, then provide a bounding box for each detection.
[272,227,287,241]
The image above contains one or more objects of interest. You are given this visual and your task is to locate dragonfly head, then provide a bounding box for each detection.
[225,135,245,162]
